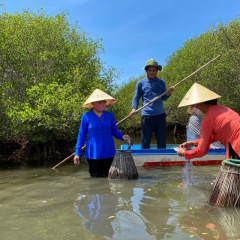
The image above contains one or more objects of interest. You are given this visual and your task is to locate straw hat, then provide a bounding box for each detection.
[143,59,162,71]
[82,89,116,108]
[178,83,221,107]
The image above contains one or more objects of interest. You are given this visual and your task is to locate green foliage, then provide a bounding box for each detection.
[0,5,239,147]
[0,7,119,143]
[8,82,82,142]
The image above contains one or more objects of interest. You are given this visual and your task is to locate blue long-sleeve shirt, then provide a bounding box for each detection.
[75,110,124,159]
[132,77,170,116]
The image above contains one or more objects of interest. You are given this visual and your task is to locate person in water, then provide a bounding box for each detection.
[74,89,129,177]
[177,83,240,160]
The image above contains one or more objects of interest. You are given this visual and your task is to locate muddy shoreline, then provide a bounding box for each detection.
[0,125,186,167]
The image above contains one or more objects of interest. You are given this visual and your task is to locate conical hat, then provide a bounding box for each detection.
[83,89,116,108]
[178,83,221,107]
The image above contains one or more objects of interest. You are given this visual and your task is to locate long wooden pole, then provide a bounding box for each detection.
[52,55,220,169]
[52,153,75,169]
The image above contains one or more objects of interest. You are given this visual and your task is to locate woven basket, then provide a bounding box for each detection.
[108,151,138,180]
[208,159,240,207]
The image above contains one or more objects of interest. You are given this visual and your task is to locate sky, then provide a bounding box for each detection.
[1,0,239,85]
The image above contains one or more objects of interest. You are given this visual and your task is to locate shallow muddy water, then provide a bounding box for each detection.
[1,161,240,240]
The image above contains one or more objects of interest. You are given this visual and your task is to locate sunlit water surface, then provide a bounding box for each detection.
[1,136,240,239]
[1,162,240,240]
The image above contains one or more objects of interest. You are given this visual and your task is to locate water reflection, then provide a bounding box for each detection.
[109,181,156,240]
[73,165,240,240]
[74,180,159,239]
[178,206,240,240]
[74,177,177,239]
[217,207,240,239]
[131,182,174,239]
[74,182,118,239]
[1,164,240,240]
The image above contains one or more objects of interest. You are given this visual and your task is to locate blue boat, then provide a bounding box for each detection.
[118,144,226,167]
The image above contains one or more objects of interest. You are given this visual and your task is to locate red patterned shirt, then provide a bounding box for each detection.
[184,105,240,160]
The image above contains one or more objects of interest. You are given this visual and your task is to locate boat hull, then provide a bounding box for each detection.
[118,144,226,167]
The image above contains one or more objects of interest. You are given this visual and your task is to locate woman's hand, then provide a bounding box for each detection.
[210,144,220,150]
[122,135,130,141]
[180,141,196,150]
[177,147,185,157]
[74,155,80,165]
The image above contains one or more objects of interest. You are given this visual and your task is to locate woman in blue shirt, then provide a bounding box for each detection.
[74,89,129,177]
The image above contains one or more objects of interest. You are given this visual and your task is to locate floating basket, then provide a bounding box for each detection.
[108,151,138,180]
[208,159,240,207]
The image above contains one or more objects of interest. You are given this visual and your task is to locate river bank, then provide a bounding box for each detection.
[0,125,186,167]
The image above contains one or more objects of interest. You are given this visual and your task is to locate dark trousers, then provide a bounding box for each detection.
[87,157,114,178]
[141,113,166,149]
[229,143,240,159]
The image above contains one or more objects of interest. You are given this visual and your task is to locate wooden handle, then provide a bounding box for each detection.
[52,153,75,169]
[51,145,86,169]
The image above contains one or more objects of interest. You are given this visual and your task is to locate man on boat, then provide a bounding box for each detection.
[129,59,174,149]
